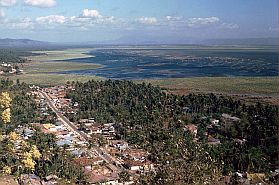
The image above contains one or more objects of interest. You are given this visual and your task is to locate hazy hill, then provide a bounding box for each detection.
[0,37,278,48]
[0,38,50,48]
[201,38,279,46]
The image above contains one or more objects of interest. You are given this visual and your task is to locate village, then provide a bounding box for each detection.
[8,84,155,184]
[0,63,23,75]
[6,83,274,185]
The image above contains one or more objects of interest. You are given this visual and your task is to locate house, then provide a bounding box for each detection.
[123,159,154,172]
[74,157,105,170]
[98,180,134,185]
[102,125,116,140]
[19,174,41,185]
[211,119,220,125]
[88,118,95,123]
[44,174,58,183]
[184,124,198,137]
[85,166,117,184]
[42,124,57,133]
[89,123,103,134]
[222,114,240,122]
[121,149,147,162]
[79,119,89,123]
[110,140,129,150]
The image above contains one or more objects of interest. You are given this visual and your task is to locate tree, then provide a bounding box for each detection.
[118,170,130,182]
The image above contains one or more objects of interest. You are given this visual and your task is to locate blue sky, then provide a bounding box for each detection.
[0,0,278,42]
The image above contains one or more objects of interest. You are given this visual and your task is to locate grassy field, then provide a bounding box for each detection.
[28,48,94,61]
[5,73,102,86]
[0,48,103,85]
[23,61,101,73]
[143,77,278,96]
[142,77,279,104]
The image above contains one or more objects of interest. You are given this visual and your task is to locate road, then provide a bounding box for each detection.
[39,90,122,172]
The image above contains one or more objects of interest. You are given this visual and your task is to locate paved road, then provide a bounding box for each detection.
[39,90,122,172]
[39,91,88,141]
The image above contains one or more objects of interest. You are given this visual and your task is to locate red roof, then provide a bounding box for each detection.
[74,157,96,167]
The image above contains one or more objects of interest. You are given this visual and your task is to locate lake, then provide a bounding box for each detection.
[57,47,278,80]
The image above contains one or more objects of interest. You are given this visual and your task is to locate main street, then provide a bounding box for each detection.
[38,90,122,172]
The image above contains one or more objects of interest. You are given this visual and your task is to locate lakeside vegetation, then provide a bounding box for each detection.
[0,49,103,86]
[28,48,94,61]
[4,74,102,86]
[143,77,279,105]
[24,61,102,74]
[143,77,278,96]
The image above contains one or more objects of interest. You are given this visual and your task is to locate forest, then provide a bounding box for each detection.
[66,80,278,184]
[0,49,32,64]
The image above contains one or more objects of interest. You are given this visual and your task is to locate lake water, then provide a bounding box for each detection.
[58,48,278,80]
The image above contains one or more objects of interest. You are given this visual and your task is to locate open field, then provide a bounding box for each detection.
[0,48,103,85]
[23,61,102,73]
[143,77,278,96]
[28,48,94,61]
[142,77,279,104]
[4,73,102,86]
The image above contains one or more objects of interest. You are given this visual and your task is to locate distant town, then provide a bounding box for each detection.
[0,63,23,76]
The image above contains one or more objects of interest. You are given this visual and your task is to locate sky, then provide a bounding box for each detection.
[0,0,278,43]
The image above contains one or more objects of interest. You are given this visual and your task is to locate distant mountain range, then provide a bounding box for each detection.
[201,38,278,46]
[0,37,278,48]
[0,38,51,48]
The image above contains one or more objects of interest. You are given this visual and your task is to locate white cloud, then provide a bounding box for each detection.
[65,9,118,28]
[30,9,118,30]
[166,16,182,21]
[82,9,102,18]
[24,0,56,8]
[0,9,5,18]
[220,22,239,29]
[0,0,16,6]
[187,16,220,27]
[137,17,157,25]
[36,15,65,24]
[11,17,34,29]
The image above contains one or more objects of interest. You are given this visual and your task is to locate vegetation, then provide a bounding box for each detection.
[28,49,94,61]
[0,48,102,86]
[0,49,30,64]
[66,80,278,184]
[142,77,279,96]
[24,61,102,74]
[3,74,102,86]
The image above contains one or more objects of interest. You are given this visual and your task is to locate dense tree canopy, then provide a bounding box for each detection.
[66,80,278,184]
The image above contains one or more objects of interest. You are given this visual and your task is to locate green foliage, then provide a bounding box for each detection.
[67,80,278,184]
[0,49,28,64]
[118,170,130,182]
